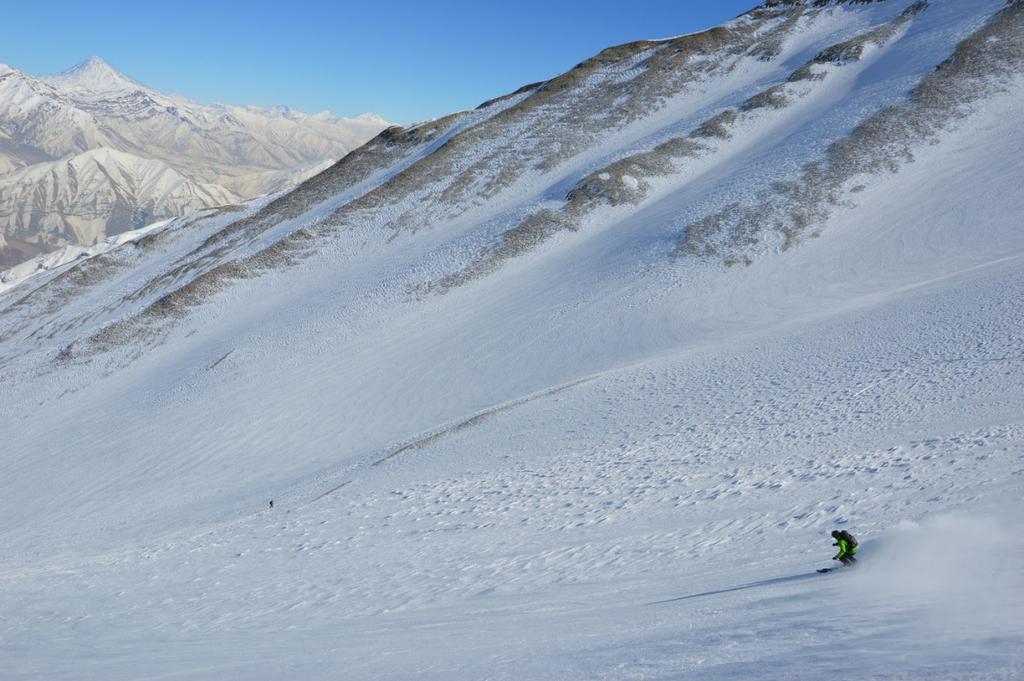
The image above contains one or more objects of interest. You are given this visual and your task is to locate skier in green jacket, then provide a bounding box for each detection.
[831,530,859,566]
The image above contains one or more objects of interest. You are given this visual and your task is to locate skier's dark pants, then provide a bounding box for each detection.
[839,554,858,566]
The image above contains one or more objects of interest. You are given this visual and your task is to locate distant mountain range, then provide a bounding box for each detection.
[0,56,389,266]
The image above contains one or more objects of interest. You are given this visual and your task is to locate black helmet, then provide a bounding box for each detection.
[831,530,841,538]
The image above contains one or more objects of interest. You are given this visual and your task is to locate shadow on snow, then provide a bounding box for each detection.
[646,571,830,606]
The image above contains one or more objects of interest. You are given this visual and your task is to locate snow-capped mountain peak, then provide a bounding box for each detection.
[350,111,391,125]
[0,57,390,267]
[46,55,144,94]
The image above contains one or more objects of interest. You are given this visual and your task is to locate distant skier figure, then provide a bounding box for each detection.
[831,529,859,566]
[269,500,274,509]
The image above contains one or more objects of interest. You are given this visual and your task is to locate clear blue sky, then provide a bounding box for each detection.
[5,0,759,125]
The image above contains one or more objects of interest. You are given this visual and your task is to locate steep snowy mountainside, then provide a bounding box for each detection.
[0,57,389,266]
[0,217,176,297]
[1,2,1022,680]
[6,0,1018,369]
[0,148,235,249]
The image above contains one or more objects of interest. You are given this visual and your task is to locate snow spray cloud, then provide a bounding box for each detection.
[851,515,1023,643]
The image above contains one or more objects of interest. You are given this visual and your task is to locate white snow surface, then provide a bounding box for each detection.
[1,2,1023,679]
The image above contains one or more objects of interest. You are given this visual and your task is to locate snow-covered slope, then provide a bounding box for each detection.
[0,57,389,265]
[1,2,1022,679]
[0,148,235,249]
